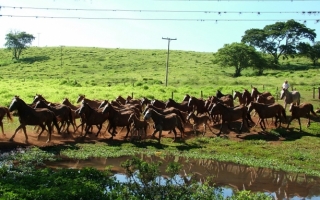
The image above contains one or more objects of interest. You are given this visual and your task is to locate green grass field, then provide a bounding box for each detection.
[0,46,320,108]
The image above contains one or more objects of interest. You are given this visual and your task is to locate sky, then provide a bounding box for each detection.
[0,0,319,52]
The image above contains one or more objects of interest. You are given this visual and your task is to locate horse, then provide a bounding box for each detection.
[242,89,255,106]
[251,87,272,101]
[0,106,13,136]
[151,99,166,109]
[143,104,186,125]
[187,96,208,116]
[247,102,286,130]
[102,103,134,138]
[99,100,141,118]
[256,95,275,105]
[186,112,213,136]
[141,97,151,107]
[128,113,149,140]
[209,103,251,135]
[32,94,60,106]
[115,95,127,105]
[78,102,109,138]
[76,95,103,109]
[34,100,75,134]
[165,98,191,113]
[280,88,301,110]
[8,96,60,143]
[287,103,317,132]
[143,108,184,143]
[233,91,246,106]
[216,90,233,100]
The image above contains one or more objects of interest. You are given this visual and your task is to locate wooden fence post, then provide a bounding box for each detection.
[171,91,174,100]
[276,87,278,101]
[132,92,133,98]
[313,87,315,99]
[263,85,264,90]
[201,91,203,98]
[318,87,320,99]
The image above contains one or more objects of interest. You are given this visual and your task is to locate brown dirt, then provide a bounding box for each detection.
[0,115,286,151]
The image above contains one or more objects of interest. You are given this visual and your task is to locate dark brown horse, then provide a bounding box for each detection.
[32,94,60,106]
[151,99,166,109]
[128,113,149,140]
[256,95,275,105]
[8,96,60,143]
[0,106,13,136]
[187,96,208,116]
[165,98,191,113]
[233,91,246,106]
[247,102,286,130]
[242,89,255,106]
[216,90,233,100]
[35,100,75,134]
[287,103,317,132]
[210,103,251,135]
[99,100,141,118]
[115,95,127,105]
[143,104,186,125]
[251,87,272,101]
[76,95,102,109]
[78,102,109,138]
[141,97,151,107]
[143,108,184,143]
[102,103,134,138]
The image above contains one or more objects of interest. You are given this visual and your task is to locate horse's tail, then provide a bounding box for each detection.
[175,115,185,135]
[310,104,317,117]
[5,107,13,122]
[51,112,61,134]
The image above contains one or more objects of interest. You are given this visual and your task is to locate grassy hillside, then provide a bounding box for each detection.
[0,46,319,107]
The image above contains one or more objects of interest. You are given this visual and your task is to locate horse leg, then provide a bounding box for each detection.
[298,118,302,132]
[125,125,131,138]
[193,124,197,135]
[218,120,224,136]
[307,114,311,127]
[286,118,293,129]
[203,123,206,136]
[9,124,24,141]
[259,119,265,130]
[46,122,52,143]
[172,129,178,142]
[0,121,4,136]
[158,129,162,143]
[37,124,47,141]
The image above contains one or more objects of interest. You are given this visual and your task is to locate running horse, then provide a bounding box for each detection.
[8,96,60,143]
[216,90,233,100]
[143,108,184,143]
[0,106,13,136]
[287,103,317,132]
[209,103,251,135]
[251,87,272,102]
[247,102,286,131]
[280,88,301,110]
[233,91,246,106]
[187,96,208,116]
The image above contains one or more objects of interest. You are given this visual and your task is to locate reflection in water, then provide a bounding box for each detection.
[45,155,320,200]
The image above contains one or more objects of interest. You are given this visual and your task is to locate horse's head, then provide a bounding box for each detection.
[77,95,85,103]
[251,87,257,99]
[142,105,150,115]
[62,98,69,105]
[256,95,263,103]
[247,101,255,113]
[9,96,20,112]
[233,91,239,100]
[143,109,152,121]
[78,101,87,115]
[98,100,108,109]
[182,94,190,102]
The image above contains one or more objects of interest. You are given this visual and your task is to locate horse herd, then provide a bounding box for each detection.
[0,86,318,144]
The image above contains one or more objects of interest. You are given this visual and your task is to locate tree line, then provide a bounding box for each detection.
[4,19,320,77]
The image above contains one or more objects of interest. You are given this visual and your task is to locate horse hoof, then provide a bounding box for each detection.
[46,140,50,143]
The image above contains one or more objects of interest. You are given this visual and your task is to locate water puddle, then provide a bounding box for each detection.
[45,154,320,199]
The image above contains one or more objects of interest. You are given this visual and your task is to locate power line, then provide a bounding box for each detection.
[1,15,319,23]
[1,6,320,15]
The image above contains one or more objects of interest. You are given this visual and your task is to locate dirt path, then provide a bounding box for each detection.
[0,116,285,150]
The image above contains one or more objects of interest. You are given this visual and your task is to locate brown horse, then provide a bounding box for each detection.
[76,95,102,109]
[143,104,186,125]
[35,100,75,134]
[247,102,286,130]
[102,103,134,138]
[151,99,166,109]
[115,95,127,105]
[128,113,150,140]
[187,96,208,116]
[210,103,251,135]
[186,112,213,136]
[287,103,317,132]
[233,91,246,106]
[216,90,233,100]
[165,98,192,113]
[256,95,275,105]
[99,100,141,118]
[143,108,184,143]
[242,89,255,106]
[32,94,60,106]
[0,106,13,136]
[78,102,109,138]
[140,97,151,107]
[251,87,272,101]
[8,96,60,143]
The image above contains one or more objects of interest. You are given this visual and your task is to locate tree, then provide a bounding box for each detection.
[4,31,35,60]
[214,42,269,77]
[241,19,316,65]
[297,41,320,66]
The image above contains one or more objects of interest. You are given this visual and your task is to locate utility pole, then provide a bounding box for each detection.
[60,45,63,68]
[162,37,177,87]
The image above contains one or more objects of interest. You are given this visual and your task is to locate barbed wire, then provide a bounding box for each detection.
[1,14,319,23]
[1,6,320,15]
